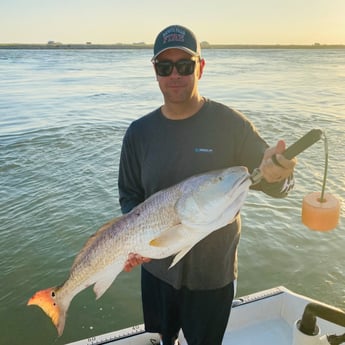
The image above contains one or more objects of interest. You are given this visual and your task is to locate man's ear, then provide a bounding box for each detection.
[198,58,206,79]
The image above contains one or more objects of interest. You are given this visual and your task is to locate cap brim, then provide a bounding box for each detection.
[152,46,199,61]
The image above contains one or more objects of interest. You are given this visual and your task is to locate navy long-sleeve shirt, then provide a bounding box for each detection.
[118,99,293,289]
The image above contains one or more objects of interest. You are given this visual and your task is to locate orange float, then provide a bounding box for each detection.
[302,192,340,231]
[301,132,340,232]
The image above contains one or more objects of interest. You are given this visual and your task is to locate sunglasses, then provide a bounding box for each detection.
[153,58,198,77]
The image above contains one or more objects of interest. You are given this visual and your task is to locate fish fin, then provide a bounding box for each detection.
[149,238,161,247]
[93,262,124,299]
[71,217,122,272]
[27,286,68,337]
[169,246,194,268]
[170,226,221,267]
[148,225,202,264]
[149,224,190,248]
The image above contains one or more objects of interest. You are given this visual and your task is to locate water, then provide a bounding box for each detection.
[0,48,344,344]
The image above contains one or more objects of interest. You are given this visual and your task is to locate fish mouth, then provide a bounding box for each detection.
[220,168,251,206]
[239,172,252,186]
[229,167,251,189]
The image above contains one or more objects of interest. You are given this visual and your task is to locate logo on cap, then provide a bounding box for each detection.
[162,26,187,45]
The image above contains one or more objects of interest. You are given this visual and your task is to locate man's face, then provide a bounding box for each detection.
[154,48,204,105]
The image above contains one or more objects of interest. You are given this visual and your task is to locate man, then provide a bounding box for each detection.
[118,25,296,345]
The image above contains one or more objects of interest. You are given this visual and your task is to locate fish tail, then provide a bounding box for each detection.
[27,287,69,336]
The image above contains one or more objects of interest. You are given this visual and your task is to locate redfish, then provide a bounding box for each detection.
[27,166,251,336]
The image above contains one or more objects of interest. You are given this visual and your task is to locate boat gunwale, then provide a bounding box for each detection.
[66,286,291,345]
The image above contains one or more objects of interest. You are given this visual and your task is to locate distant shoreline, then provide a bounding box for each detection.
[1,43,344,50]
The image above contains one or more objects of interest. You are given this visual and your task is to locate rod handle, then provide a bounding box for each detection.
[282,129,323,159]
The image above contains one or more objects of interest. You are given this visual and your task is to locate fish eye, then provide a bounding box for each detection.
[51,291,56,298]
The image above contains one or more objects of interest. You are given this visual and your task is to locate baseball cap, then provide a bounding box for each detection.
[152,25,201,61]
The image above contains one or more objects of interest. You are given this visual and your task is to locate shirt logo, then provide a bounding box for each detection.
[194,148,214,153]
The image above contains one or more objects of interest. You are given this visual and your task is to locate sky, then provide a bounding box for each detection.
[1,0,344,45]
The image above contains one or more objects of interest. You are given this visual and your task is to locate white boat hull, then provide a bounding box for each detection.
[67,286,345,345]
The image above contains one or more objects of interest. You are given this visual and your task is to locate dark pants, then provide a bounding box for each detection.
[141,267,234,345]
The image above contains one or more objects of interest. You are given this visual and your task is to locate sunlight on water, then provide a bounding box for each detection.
[0,48,344,344]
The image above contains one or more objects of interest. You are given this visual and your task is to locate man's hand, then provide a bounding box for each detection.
[259,140,296,183]
[123,253,151,272]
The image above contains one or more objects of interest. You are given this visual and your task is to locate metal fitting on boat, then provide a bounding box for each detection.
[293,302,345,345]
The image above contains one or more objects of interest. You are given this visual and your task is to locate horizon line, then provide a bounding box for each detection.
[1,42,345,49]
